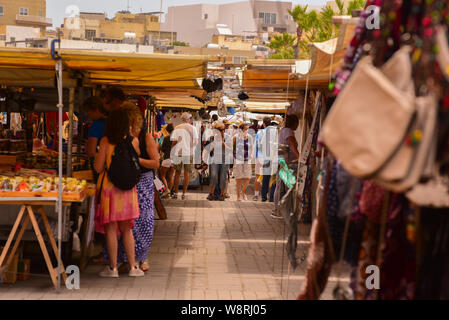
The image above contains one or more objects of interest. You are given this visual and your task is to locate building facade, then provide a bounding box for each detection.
[161,1,296,47]
[0,0,51,38]
[63,11,172,45]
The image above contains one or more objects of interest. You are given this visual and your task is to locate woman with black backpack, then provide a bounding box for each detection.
[117,103,160,273]
[94,107,144,278]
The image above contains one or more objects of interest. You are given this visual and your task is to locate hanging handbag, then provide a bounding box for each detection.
[321,47,416,178]
[374,96,438,192]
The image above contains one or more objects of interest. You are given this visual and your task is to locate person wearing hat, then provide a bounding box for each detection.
[206,121,230,201]
[171,112,199,200]
[233,122,254,201]
[160,124,175,198]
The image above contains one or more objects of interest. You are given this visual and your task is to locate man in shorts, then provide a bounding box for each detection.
[171,112,199,200]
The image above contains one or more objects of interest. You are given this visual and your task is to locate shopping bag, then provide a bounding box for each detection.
[154,176,166,195]
[279,158,296,189]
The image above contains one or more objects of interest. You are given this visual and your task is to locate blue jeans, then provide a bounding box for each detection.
[210,164,230,193]
[262,174,275,202]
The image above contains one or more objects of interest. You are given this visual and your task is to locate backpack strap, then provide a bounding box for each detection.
[97,144,111,205]
[97,169,106,205]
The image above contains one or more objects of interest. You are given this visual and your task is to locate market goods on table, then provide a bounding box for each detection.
[18,151,66,169]
[0,174,87,201]
[0,129,27,155]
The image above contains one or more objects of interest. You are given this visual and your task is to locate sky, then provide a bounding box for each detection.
[47,0,327,28]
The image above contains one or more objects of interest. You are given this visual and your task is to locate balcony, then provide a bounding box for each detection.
[257,18,289,32]
[16,14,52,27]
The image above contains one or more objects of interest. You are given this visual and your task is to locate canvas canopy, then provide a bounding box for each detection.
[243,18,358,91]
[0,47,208,90]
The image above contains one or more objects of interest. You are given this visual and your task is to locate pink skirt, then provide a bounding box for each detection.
[95,179,140,235]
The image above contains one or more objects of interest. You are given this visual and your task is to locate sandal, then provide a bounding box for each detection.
[92,254,109,265]
[140,261,150,272]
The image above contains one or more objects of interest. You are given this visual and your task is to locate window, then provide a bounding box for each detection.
[85,29,96,39]
[204,13,208,19]
[0,6,4,16]
[264,13,270,24]
[19,8,29,16]
[233,56,246,64]
[0,35,5,41]
[262,12,277,24]
[39,10,43,17]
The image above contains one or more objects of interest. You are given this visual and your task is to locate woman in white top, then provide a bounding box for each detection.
[233,123,254,201]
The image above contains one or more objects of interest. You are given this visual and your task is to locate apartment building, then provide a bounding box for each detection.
[211,33,261,51]
[0,0,51,39]
[63,11,175,45]
[161,0,296,47]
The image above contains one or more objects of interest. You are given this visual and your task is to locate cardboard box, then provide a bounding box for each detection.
[17,259,31,281]
[0,249,19,284]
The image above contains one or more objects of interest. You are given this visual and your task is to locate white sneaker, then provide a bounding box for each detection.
[99,266,119,278]
[129,266,145,277]
[270,212,284,220]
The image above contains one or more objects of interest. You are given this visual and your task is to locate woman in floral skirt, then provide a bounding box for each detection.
[116,103,160,272]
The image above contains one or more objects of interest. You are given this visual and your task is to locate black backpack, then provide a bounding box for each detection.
[107,136,141,190]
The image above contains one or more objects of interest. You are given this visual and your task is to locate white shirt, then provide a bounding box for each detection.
[171,122,199,157]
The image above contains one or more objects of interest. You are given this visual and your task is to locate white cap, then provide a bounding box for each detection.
[181,112,192,121]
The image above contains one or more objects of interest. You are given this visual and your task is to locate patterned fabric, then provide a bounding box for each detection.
[117,171,155,263]
[355,220,379,300]
[326,162,343,255]
[95,143,140,235]
[359,180,386,224]
[326,162,365,268]
[297,156,335,300]
[379,194,415,300]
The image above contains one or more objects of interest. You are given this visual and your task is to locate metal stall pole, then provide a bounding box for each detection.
[77,88,84,164]
[52,39,64,293]
[67,88,75,177]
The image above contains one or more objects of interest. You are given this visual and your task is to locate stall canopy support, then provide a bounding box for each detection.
[52,38,64,294]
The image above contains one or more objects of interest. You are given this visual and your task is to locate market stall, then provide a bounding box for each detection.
[0,46,209,289]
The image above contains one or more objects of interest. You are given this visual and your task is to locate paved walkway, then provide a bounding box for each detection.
[0,182,350,300]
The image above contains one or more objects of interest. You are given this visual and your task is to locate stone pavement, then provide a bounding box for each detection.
[0,183,350,300]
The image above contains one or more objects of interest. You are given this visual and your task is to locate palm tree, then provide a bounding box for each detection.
[346,0,366,15]
[335,0,345,15]
[287,1,367,59]
[288,5,309,59]
[268,32,297,59]
[317,6,335,42]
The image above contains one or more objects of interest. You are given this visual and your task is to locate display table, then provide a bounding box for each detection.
[0,195,85,289]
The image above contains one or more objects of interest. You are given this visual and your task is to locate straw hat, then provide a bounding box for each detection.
[213,121,225,130]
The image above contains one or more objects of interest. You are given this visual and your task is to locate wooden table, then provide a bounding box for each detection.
[0,197,84,289]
